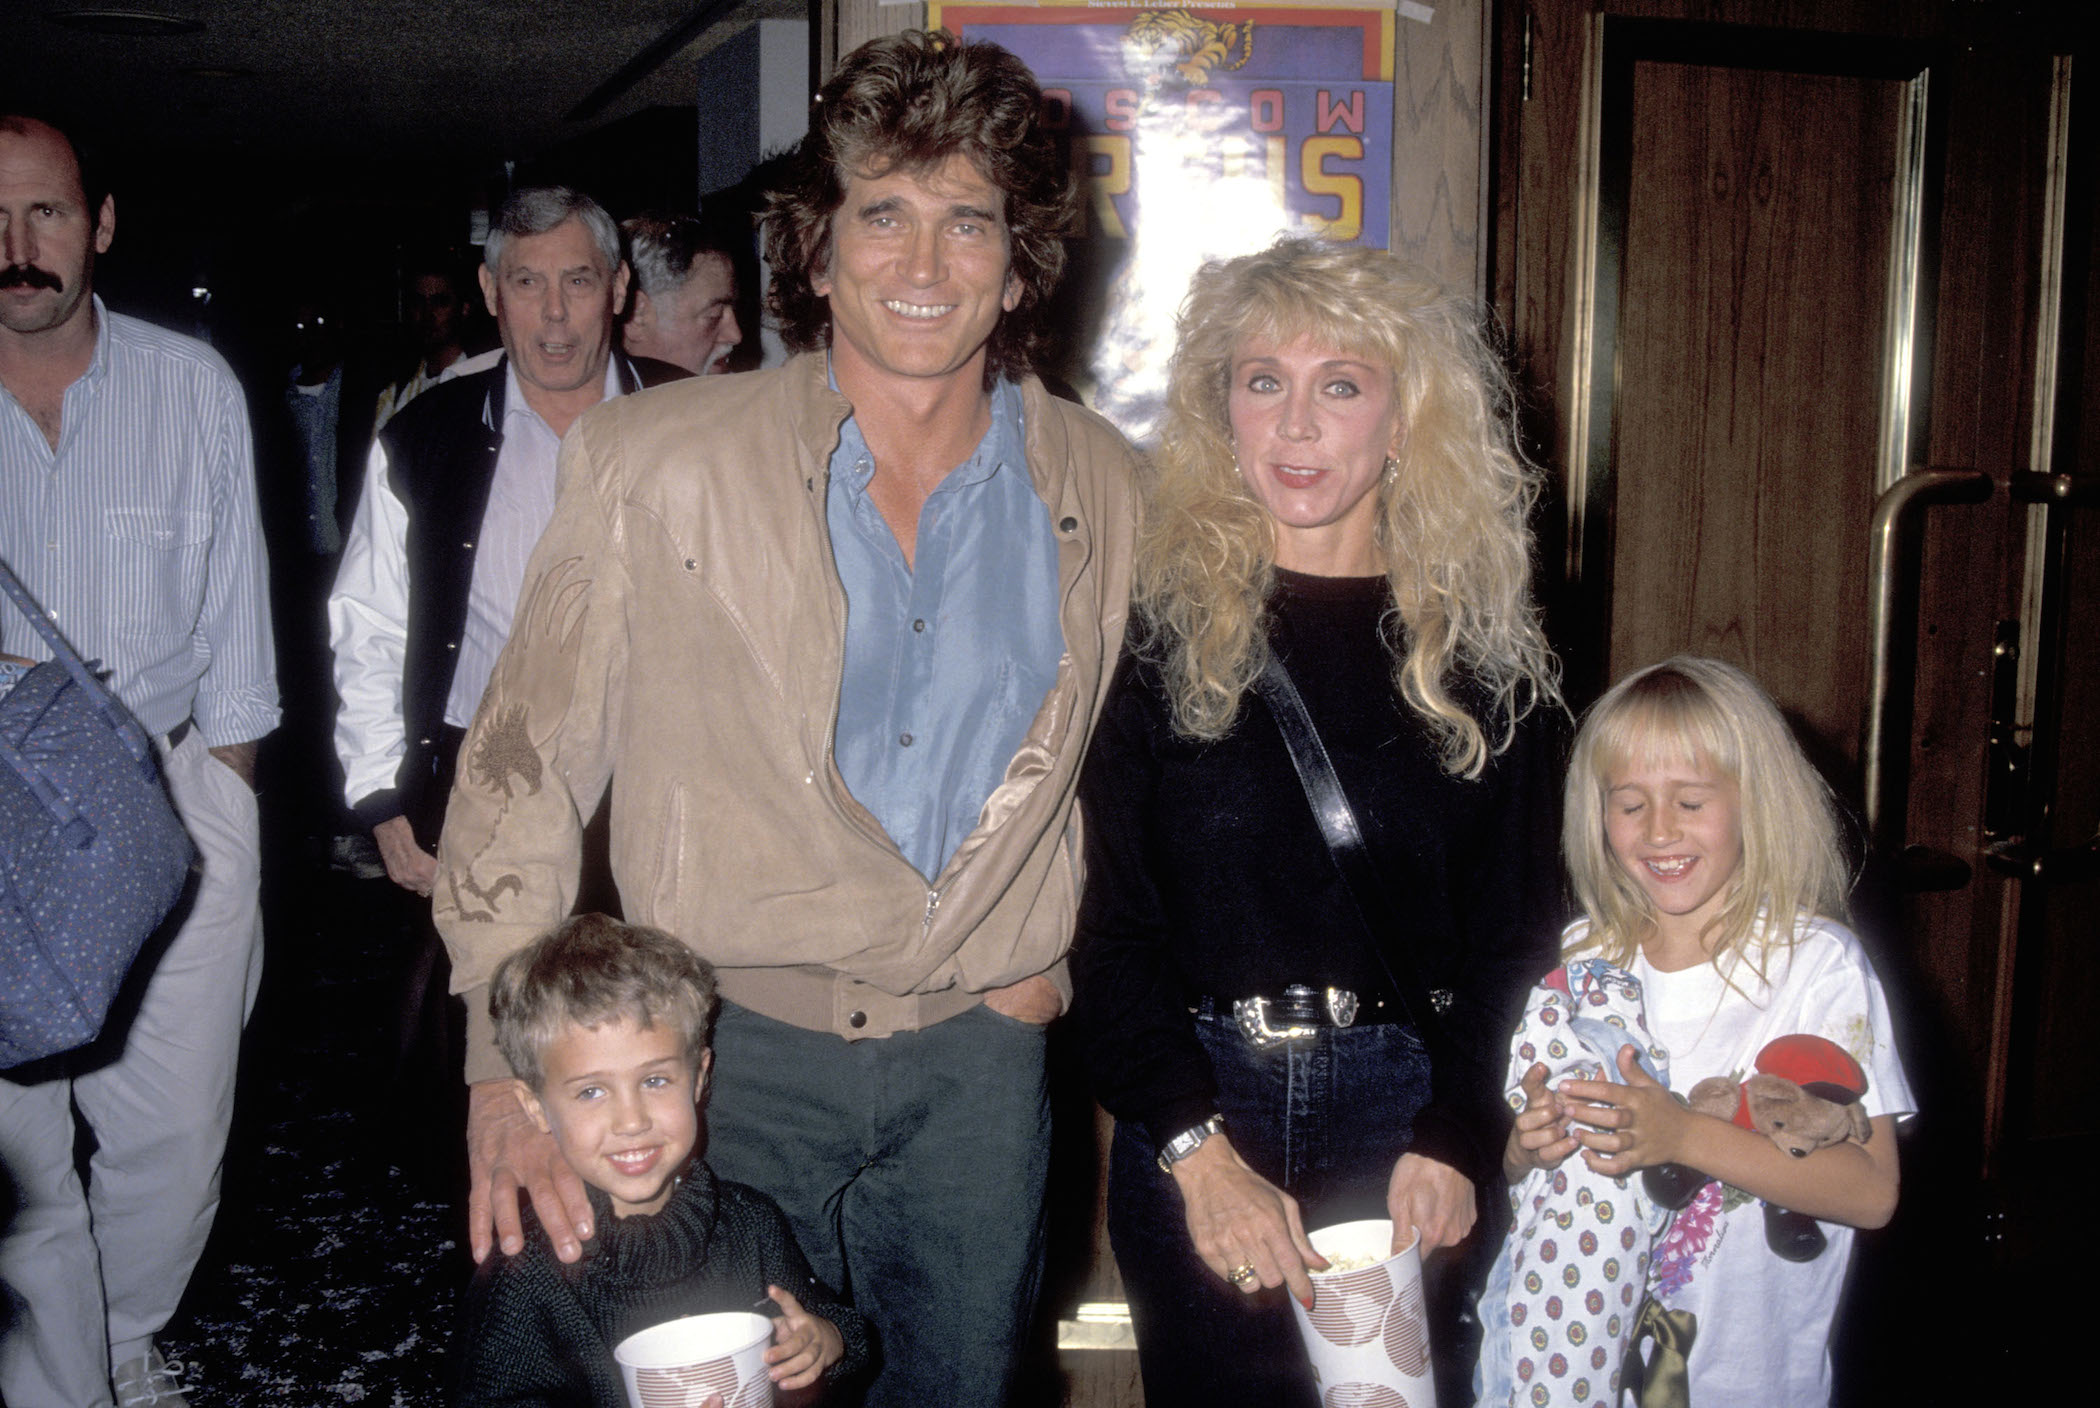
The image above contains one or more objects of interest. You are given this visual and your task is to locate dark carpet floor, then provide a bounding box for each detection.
[155,789,470,1405]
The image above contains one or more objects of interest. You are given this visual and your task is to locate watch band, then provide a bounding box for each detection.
[1156,1114,1226,1173]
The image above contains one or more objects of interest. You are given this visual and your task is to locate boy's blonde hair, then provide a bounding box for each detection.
[488,913,718,1088]
[1563,656,1850,975]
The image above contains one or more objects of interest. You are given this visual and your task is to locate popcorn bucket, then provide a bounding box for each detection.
[1289,1218,1437,1407]
[613,1311,773,1408]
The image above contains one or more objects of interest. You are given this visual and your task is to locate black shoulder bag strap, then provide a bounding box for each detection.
[1252,651,1447,1045]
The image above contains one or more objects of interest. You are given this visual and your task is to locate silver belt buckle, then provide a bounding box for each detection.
[1233,996,1318,1049]
[1323,985,1359,1027]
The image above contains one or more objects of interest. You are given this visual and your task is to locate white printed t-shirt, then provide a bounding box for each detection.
[1628,915,1915,1408]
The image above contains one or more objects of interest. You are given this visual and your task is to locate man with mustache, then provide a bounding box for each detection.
[619,211,744,376]
[0,114,278,1408]
[0,260,60,292]
[329,187,681,1180]
[436,32,1138,1406]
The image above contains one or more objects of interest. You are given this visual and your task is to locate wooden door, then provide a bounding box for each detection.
[1982,67,2100,1350]
[1497,0,2090,1398]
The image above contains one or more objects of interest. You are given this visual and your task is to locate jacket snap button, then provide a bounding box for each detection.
[684,558,697,571]
[1059,516,1078,533]
[848,1010,867,1029]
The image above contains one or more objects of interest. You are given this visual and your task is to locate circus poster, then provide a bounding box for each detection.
[927,3,1397,441]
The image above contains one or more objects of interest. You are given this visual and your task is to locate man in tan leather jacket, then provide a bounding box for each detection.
[434,31,1136,1407]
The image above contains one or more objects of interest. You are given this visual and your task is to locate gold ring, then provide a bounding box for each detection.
[1228,1262,1257,1287]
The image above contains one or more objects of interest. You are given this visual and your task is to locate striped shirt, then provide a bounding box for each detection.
[0,299,279,745]
[447,358,620,728]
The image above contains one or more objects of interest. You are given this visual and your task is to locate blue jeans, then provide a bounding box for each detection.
[703,1001,1051,1408]
[1108,1014,1431,1408]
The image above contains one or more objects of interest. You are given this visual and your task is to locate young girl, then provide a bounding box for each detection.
[1506,656,1912,1406]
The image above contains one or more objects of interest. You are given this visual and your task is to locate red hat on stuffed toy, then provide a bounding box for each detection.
[1720,1034,1867,1130]
[1754,1034,1867,1105]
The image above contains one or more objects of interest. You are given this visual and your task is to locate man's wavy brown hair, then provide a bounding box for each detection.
[763,29,1076,382]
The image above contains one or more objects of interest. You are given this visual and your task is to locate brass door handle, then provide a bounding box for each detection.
[1863,468,1995,854]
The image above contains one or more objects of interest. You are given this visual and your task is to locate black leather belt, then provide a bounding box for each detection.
[1196,984,1408,1048]
[163,719,192,750]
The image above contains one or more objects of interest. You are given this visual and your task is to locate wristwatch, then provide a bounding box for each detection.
[1156,1114,1226,1173]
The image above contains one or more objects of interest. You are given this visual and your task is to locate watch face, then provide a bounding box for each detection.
[1160,1116,1223,1168]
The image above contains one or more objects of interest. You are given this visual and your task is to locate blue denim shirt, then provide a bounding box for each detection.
[826,376,1063,882]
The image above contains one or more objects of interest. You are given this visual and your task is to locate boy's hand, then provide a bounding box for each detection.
[1504,1061,1580,1179]
[764,1284,845,1391]
[1558,1045,1693,1175]
[467,1079,593,1263]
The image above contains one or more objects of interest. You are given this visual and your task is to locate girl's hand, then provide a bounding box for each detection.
[764,1284,844,1390]
[1557,1045,1693,1175]
[1169,1133,1326,1308]
[1504,1062,1580,1179]
[1386,1153,1476,1253]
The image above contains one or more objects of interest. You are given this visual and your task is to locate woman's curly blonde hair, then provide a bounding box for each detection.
[1138,237,1558,775]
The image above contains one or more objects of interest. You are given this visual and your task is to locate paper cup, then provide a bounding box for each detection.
[1289,1218,1436,1408]
[613,1311,773,1408]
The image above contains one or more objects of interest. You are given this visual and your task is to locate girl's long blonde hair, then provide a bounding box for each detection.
[1563,656,1851,974]
[1137,237,1557,776]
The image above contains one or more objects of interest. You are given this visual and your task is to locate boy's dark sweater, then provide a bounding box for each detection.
[452,1161,871,1406]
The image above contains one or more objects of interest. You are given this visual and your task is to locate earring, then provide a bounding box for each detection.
[1382,455,1398,481]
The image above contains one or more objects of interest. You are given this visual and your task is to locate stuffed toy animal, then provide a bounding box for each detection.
[1642,1034,1871,1262]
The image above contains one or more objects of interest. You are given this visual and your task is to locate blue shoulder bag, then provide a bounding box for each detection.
[0,555,196,1068]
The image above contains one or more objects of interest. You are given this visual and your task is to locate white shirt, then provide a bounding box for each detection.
[329,356,623,811]
[1630,915,1914,1408]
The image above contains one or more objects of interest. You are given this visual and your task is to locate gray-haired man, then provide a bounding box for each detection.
[328,188,681,1181]
[619,211,743,376]
[331,185,685,892]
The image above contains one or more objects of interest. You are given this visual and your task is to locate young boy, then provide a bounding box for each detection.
[452,914,869,1405]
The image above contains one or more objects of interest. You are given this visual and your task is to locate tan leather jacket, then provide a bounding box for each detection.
[435,353,1137,1080]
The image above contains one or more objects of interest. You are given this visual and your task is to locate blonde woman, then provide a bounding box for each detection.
[1073,238,1563,1405]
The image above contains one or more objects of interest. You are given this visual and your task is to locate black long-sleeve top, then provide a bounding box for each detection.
[451,1162,871,1407]
[1072,570,1565,1185]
